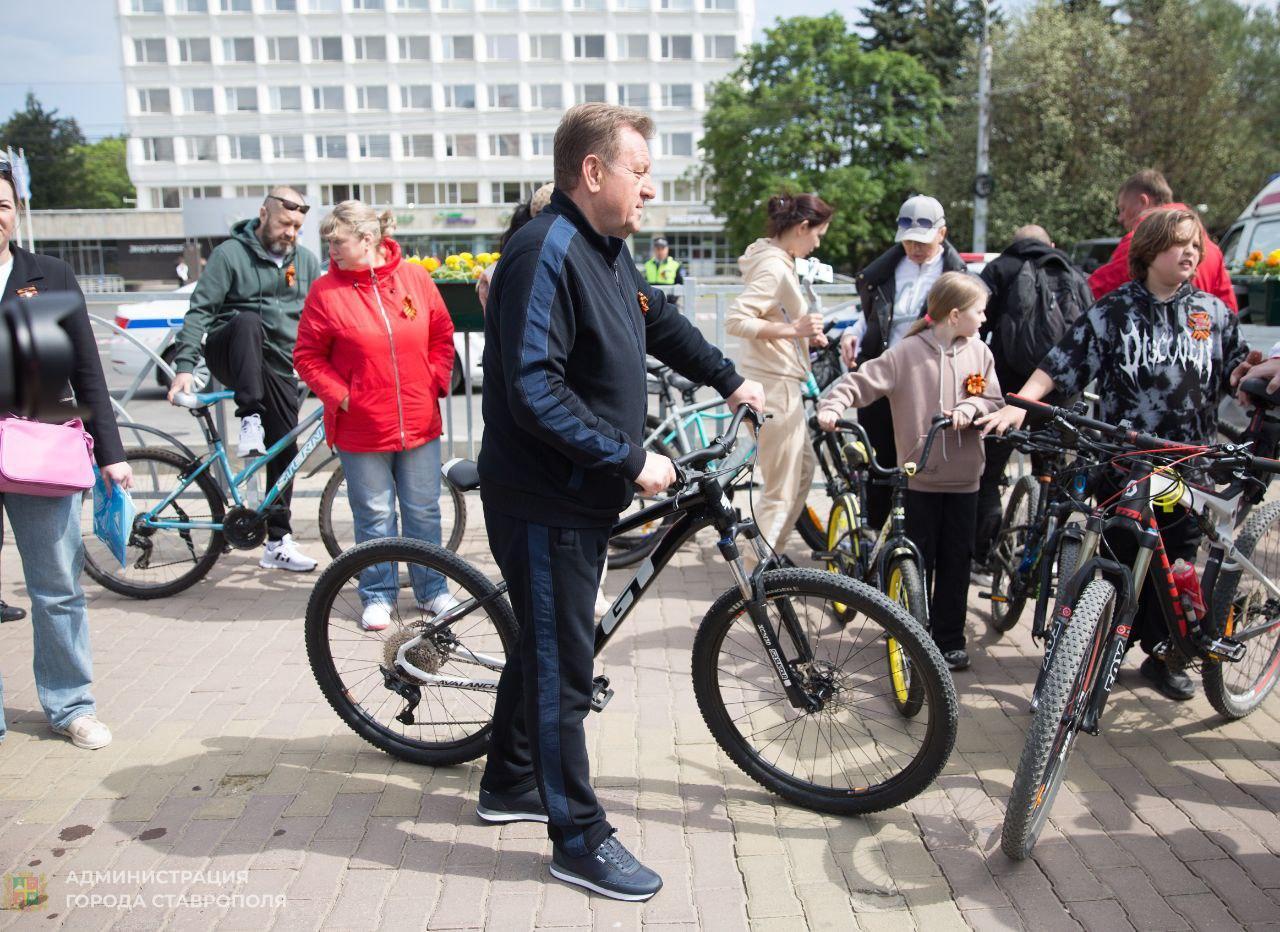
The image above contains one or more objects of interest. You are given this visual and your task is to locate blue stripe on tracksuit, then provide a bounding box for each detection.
[517,215,631,468]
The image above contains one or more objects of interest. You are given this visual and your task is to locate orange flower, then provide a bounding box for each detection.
[964,373,986,397]
[285,264,297,287]
[637,291,650,315]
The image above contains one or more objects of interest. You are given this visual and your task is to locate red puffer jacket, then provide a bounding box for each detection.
[295,238,455,453]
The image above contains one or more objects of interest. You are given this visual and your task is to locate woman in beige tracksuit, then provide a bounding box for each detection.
[726,193,835,553]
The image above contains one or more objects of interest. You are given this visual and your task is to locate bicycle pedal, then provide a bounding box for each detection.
[1204,636,1246,663]
[590,675,614,713]
[979,591,1008,603]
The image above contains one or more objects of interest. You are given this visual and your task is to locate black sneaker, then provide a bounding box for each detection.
[550,835,663,901]
[476,786,548,824]
[1139,655,1195,701]
[943,649,970,671]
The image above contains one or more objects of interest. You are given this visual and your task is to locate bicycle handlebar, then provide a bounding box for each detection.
[672,404,763,475]
[809,413,953,476]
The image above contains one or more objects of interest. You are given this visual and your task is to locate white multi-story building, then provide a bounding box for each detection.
[115,0,752,270]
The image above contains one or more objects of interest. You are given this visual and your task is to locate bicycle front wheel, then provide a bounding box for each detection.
[988,475,1040,634]
[1003,578,1113,860]
[80,446,226,599]
[885,557,928,718]
[305,538,517,766]
[1204,500,1280,719]
[692,568,957,815]
[319,465,466,559]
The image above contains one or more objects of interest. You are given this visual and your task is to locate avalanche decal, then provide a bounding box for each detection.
[1118,319,1213,385]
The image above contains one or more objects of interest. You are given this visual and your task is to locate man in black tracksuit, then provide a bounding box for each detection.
[475,104,763,901]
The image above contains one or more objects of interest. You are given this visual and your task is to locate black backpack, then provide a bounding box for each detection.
[996,255,1089,379]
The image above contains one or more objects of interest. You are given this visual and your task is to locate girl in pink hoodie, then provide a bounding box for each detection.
[817,272,1002,670]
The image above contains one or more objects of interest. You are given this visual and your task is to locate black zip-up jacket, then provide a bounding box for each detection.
[855,240,967,365]
[479,190,744,526]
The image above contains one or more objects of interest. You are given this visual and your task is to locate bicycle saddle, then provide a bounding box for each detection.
[665,371,699,394]
[171,389,235,409]
[442,457,480,491]
[1240,377,1280,409]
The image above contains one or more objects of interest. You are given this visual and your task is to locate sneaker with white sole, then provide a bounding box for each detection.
[550,834,663,901]
[236,413,267,458]
[52,714,112,750]
[418,590,460,615]
[361,602,393,631]
[259,535,318,572]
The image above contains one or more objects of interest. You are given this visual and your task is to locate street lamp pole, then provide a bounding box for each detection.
[973,0,993,253]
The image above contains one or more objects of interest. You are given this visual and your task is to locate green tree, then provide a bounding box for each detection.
[701,14,947,270]
[66,137,135,209]
[861,0,991,86]
[0,92,86,207]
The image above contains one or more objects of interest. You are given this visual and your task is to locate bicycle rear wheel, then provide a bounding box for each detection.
[1003,578,1113,860]
[692,568,957,815]
[1204,500,1280,719]
[305,538,517,766]
[80,447,226,599]
[988,475,1040,634]
[319,465,466,559]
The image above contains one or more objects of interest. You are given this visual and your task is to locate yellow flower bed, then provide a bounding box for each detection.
[406,252,500,282]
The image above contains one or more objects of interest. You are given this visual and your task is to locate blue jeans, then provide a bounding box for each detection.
[336,441,447,606]
[0,491,95,737]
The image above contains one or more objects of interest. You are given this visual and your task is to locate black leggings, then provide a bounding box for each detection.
[905,489,979,653]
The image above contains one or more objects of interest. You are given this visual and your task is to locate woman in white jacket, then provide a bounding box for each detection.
[726,193,834,553]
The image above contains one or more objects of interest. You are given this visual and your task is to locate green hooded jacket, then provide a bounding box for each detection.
[172,217,321,379]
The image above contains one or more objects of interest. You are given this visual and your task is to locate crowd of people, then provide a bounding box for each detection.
[1,100,1273,904]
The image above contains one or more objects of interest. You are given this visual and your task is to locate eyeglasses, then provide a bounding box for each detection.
[267,195,310,215]
[897,215,941,231]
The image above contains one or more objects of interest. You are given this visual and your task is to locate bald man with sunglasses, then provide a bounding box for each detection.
[169,186,322,572]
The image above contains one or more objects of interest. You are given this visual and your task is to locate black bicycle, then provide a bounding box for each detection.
[1001,389,1280,860]
[305,406,959,815]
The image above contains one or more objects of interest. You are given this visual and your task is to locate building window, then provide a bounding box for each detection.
[309,0,341,9]
[401,134,434,158]
[660,0,692,8]
[185,185,224,198]
[178,38,211,62]
[438,0,474,8]
[186,136,218,162]
[530,84,563,109]
[220,0,252,10]
[443,134,477,158]
[399,36,430,60]
[572,0,605,7]
[400,85,433,110]
[573,35,605,59]
[130,0,164,12]
[661,179,700,202]
[575,83,606,104]
[405,182,436,205]
[704,35,736,59]
[137,88,171,114]
[485,0,518,8]
[442,84,476,109]
[615,0,647,9]
[359,134,392,159]
[355,85,389,110]
[321,184,355,203]
[225,87,259,111]
[141,138,176,162]
[662,131,694,157]
[661,83,693,108]
[488,84,519,109]
[271,135,305,159]
[133,38,167,64]
[311,36,343,61]
[527,0,559,8]
[352,0,386,7]
[618,35,648,60]
[704,0,734,7]
[530,132,555,156]
[529,35,561,60]
[157,188,182,209]
[486,35,519,61]
[229,135,262,160]
[312,86,345,110]
[264,0,298,10]
[397,0,429,7]
[440,182,479,205]
[270,85,303,111]
[266,37,301,62]
[183,87,216,112]
[315,135,348,159]
[222,38,256,62]
[617,83,649,108]
[660,35,693,60]
[488,134,520,157]
[353,36,387,60]
[491,182,523,204]
[176,0,209,11]
[441,36,474,60]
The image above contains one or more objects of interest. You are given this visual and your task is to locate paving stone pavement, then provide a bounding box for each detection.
[1,490,1279,931]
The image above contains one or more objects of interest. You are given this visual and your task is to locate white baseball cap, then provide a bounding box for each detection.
[895,195,946,244]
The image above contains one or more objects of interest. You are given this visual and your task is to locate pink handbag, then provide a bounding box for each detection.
[0,417,96,497]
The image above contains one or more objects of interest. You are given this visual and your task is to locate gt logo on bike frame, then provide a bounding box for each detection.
[603,557,656,635]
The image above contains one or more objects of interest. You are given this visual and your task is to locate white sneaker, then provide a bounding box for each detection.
[237,413,267,458]
[53,715,112,750]
[259,534,318,572]
[595,592,612,618]
[361,602,393,632]
[418,591,460,615]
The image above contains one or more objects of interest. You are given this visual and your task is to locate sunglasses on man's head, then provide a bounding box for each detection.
[897,216,940,231]
[268,195,310,215]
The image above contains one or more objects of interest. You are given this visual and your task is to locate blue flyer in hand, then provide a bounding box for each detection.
[92,469,135,568]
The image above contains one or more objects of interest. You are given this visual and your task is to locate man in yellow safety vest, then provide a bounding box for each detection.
[643,237,684,304]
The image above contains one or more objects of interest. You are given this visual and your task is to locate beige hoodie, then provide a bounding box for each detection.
[817,329,1003,493]
[725,238,810,381]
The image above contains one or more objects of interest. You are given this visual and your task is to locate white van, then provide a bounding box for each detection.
[1220,175,1280,309]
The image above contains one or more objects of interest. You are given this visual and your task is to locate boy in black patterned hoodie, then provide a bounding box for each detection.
[979,208,1251,701]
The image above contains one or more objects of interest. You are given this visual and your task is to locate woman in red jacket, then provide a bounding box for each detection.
[295,201,456,631]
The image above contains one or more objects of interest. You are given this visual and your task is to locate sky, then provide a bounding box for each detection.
[2,0,858,140]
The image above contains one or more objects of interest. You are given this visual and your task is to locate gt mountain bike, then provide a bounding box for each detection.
[305,406,959,814]
[1001,388,1280,860]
